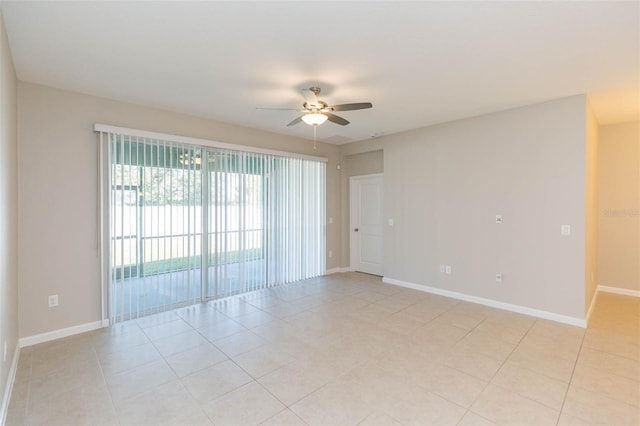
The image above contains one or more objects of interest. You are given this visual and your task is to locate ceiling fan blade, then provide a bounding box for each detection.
[256,107,300,111]
[325,113,350,126]
[301,89,320,108]
[329,102,373,112]
[287,116,303,126]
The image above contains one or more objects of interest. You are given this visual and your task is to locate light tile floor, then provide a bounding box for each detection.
[6,273,640,425]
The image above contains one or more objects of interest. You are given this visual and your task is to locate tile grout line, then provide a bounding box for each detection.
[15,353,32,424]
[165,310,233,424]
[230,282,394,421]
[385,298,488,425]
[455,314,537,423]
[92,345,122,426]
[177,294,317,421]
[443,314,493,424]
[24,352,33,423]
[259,407,309,425]
[161,309,241,424]
[555,330,587,426]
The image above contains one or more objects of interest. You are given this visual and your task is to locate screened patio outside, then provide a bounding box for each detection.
[107,134,325,322]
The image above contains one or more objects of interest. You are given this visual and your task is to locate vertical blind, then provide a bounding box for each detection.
[100,130,326,323]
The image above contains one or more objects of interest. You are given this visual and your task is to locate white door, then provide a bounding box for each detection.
[350,174,384,275]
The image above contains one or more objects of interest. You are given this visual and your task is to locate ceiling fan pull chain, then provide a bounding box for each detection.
[313,124,317,150]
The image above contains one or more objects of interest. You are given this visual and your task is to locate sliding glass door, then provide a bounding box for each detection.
[206,150,266,298]
[106,133,325,323]
[110,139,204,320]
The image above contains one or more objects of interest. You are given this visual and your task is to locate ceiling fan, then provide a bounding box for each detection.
[258,87,373,127]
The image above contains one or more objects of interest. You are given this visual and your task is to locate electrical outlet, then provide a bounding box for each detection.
[439,265,446,273]
[328,250,333,258]
[388,218,394,226]
[445,265,452,275]
[561,224,571,236]
[495,273,503,283]
[48,294,59,307]
[329,217,333,224]
[495,215,503,224]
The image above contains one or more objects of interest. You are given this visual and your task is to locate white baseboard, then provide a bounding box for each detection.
[585,288,599,325]
[0,345,20,425]
[19,319,109,348]
[325,267,353,275]
[598,285,640,298]
[383,277,586,328]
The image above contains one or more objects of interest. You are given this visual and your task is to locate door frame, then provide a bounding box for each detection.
[349,173,384,274]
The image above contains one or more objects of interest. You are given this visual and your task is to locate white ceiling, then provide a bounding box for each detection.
[2,1,639,144]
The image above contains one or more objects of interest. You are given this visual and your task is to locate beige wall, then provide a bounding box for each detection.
[584,102,599,312]
[343,96,589,320]
[14,80,608,337]
[0,9,19,416]
[598,121,640,292]
[17,82,342,338]
[338,150,384,267]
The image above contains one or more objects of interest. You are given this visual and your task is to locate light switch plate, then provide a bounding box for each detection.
[561,224,571,236]
[495,215,503,224]
[48,294,59,307]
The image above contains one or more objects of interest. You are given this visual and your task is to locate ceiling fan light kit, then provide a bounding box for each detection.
[301,112,328,126]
